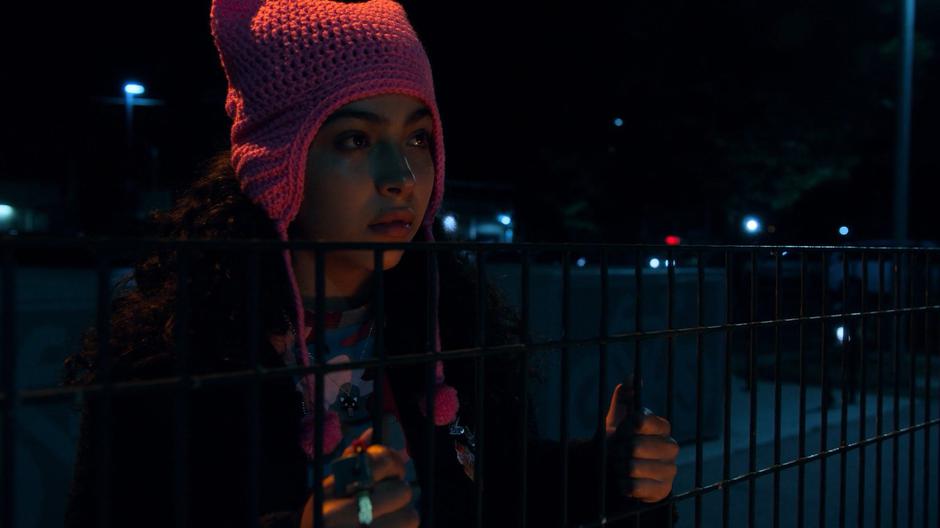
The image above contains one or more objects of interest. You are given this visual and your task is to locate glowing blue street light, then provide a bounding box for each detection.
[613,117,624,127]
[0,204,13,221]
[497,214,512,226]
[576,257,587,267]
[839,226,849,236]
[124,81,146,147]
[836,326,845,344]
[124,82,145,96]
[649,258,661,269]
[743,216,761,234]
[443,215,458,233]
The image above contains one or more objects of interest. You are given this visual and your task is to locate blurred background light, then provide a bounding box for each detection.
[743,216,761,234]
[124,82,145,95]
[443,214,458,232]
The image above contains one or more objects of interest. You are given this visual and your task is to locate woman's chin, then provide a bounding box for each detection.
[380,249,405,270]
[348,249,404,271]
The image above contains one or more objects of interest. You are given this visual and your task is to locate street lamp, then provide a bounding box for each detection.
[124,83,145,96]
[743,216,761,235]
[124,82,145,147]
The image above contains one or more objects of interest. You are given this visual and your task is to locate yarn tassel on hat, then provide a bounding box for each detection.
[300,410,343,458]
[417,369,459,425]
[416,248,459,426]
[280,233,345,457]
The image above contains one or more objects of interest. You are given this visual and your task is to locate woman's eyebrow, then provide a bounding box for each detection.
[323,106,432,127]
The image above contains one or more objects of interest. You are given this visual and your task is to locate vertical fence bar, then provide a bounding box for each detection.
[858,252,868,528]
[634,249,643,528]
[798,251,807,528]
[773,250,782,528]
[474,248,487,528]
[247,250,261,526]
[634,249,643,415]
[312,248,327,528]
[820,251,829,528]
[748,249,757,528]
[174,248,192,528]
[0,248,13,528]
[908,252,916,528]
[667,249,675,424]
[893,251,901,528]
[423,248,437,528]
[559,251,570,528]
[598,248,609,523]
[723,250,733,528]
[94,254,115,528]
[923,253,931,528]
[840,251,849,528]
[876,253,885,526]
[520,248,531,528]
[372,248,385,445]
[695,251,705,528]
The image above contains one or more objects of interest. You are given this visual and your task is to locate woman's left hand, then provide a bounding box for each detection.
[605,381,679,503]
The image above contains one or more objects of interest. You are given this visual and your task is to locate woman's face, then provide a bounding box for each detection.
[293,93,436,281]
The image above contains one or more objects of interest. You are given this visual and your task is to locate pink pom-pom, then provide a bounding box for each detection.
[300,410,342,457]
[417,383,459,425]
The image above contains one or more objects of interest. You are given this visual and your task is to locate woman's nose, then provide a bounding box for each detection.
[373,146,415,196]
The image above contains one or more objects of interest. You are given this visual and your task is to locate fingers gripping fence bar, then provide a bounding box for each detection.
[4,239,940,527]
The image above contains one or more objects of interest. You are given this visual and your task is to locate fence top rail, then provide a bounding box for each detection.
[0,236,936,254]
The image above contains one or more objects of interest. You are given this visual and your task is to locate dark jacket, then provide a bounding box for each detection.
[65,353,675,528]
[65,258,676,527]
[66,348,672,528]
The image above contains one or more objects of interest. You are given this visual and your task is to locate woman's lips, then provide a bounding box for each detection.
[368,221,412,238]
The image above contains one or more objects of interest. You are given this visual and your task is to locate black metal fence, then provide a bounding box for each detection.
[1,239,938,527]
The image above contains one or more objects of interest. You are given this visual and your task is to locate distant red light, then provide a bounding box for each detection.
[665,235,681,246]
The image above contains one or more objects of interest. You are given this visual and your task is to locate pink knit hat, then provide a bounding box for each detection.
[209,0,457,456]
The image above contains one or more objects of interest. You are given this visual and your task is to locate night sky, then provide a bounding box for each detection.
[3,0,939,243]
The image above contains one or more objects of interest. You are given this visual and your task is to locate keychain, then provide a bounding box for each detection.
[331,443,373,497]
[449,416,476,481]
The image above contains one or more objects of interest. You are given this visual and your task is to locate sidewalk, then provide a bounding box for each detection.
[671,375,940,527]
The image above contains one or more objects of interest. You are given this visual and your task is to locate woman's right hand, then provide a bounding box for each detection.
[300,428,419,527]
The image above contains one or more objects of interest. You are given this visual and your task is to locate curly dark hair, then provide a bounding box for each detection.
[61,150,529,404]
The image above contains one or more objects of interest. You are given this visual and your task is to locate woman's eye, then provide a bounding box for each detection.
[336,130,430,151]
[409,130,431,148]
[337,133,369,150]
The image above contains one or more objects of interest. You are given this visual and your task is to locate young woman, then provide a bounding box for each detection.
[63,1,678,526]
